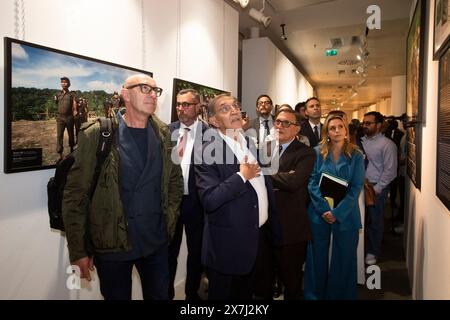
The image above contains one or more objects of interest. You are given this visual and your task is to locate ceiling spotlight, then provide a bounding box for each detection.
[249,0,272,28]
[280,24,287,40]
[232,0,249,8]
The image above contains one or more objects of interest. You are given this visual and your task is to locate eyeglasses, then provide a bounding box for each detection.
[176,102,197,109]
[217,103,241,114]
[275,119,298,128]
[257,101,272,106]
[126,83,163,96]
[362,121,377,126]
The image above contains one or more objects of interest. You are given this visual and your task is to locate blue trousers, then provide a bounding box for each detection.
[366,186,389,257]
[304,222,359,300]
[94,245,169,300]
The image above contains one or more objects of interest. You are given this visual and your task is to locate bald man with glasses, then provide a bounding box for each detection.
[63,74,183,300]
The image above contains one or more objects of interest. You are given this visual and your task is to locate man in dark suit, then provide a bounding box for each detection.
[168,89,208,300]
[195,93,281,300]
[245,94,275,148]
[299,97,323,147]
[270,109,315,299]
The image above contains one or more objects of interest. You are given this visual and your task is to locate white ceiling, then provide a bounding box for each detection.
[226,0,413,113]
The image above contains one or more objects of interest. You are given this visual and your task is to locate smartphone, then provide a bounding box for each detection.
[241,111,247,118]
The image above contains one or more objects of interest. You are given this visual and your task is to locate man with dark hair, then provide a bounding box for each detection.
[361,111,397,265]
[55,76,77,162]
[168,88,208,300]
[294,101,307,121]
[245,94,275,147]
[299,97,323,148]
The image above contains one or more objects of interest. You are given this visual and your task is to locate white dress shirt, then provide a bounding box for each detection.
[177,120,199,195]
[219,130,268,227]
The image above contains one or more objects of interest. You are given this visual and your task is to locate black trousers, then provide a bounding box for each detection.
[207,223,273,300]
[275,241,308,300]
[168,197,204,300]
[94,246,169,300]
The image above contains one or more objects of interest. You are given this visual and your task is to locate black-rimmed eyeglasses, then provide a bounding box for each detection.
[275,119,298,128]
[176,102,197,108]
[126,84,163,96]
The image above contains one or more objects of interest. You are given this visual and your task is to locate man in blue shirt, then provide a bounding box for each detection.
[361,111,397,265]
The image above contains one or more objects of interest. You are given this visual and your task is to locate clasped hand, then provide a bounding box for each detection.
[322,211,336,224]
[240,155,261,180]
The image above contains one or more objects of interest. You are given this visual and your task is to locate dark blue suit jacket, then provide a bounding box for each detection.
[194,130,281,275]
[169,120,208,224]
[300,120,323,148]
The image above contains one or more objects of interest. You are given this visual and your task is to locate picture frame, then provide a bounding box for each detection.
[434,0,450,60]
[4,37,153,173]
[405,0,426,189]
[436,42,450,209]
[171,78,229,123]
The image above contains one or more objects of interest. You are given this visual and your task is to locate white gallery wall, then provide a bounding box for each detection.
[241,37,313,120]
[404,0,450,299]
[0,0,238,299]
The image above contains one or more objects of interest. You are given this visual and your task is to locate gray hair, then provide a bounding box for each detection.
[207,93,233,117]
[177,89,200,103]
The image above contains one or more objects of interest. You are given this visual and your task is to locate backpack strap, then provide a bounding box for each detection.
[89,117,114,200]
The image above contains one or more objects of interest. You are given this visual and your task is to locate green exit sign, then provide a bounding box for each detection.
[326,49,338,56]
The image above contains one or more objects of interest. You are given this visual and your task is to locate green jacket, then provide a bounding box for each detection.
[62,115,183,262]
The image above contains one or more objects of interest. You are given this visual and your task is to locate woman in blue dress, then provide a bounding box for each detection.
[304,114,365,299]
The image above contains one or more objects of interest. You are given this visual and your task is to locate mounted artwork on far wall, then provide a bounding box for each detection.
[171,78,229,123]
[405,0,426,189]
[434,0,450,60]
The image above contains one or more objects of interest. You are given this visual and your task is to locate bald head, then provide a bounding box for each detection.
[124,73,155,88]
[121,73,159,128]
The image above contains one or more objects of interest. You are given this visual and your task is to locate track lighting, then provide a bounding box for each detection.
[249,0,272,28]
[232,0,249,8]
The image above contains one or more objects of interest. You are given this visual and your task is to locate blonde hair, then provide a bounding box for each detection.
[319,115,361,159]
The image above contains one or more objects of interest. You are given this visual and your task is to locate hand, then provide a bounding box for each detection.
[240,155,261,181]
[322,211,336,224]
[72,256,95,281]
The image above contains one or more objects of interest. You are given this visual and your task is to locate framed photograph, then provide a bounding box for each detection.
[405,0,426,189]
[434,0,450,60]
[436,43,450,209]
[171,78,229,123]
[4,37,153,173]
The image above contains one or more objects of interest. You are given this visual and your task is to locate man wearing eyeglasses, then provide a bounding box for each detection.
[168,89,208,300]
[361,111,397,266]
[246,94,275,147]
[268,109,315,299]
[299,97,323,148]
[63,73,183,300]
[194,94,281,300]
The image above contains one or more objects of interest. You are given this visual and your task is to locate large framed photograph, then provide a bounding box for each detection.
[434,0,450,60]
[4,37,153,173]
[436,43,450,210]
[405,0,426,189]
[171,78,229,123]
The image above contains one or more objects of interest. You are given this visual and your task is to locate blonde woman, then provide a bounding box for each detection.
[304,114,365,300]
